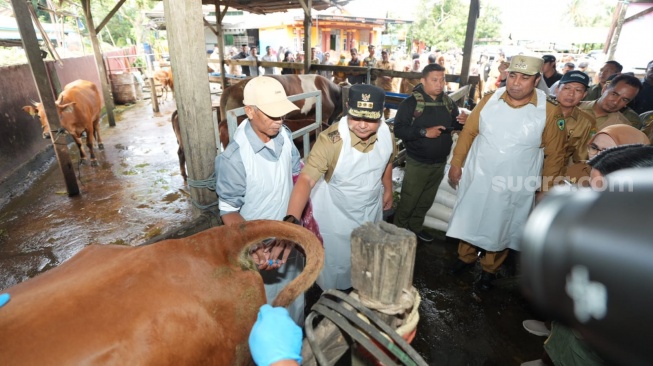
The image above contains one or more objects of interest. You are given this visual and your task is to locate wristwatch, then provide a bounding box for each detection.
[419,128,427,137]
[283,214,301,225]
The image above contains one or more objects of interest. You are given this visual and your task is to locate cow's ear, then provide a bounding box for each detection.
[57,102,76,114]
[22,106,37,116]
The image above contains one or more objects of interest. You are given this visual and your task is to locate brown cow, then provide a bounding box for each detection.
[218,74,342,149]
[23,79,103,166]
[153,68,174,101]
[171,110,187,182]
[0,220,323,365]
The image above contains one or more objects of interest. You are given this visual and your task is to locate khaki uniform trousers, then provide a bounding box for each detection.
[458,240,508,274]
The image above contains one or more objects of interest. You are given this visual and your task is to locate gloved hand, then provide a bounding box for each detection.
[0,293,10,308]
[249,304,302,366]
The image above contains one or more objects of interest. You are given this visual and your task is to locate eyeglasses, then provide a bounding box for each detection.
[587,143,607,155]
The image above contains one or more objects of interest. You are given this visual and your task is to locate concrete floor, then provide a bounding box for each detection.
[0,99,546,365]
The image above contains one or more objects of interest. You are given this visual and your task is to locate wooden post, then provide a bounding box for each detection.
[459,0,479,88]
[350,222,416,365]
[163,0,218,215]
[214,0,228,88]
[607,1,629,61]
[11,0,79,196]
[81,0,116,127]
[149,76,159,113]
[351,222,417,324]
[301,222,418,366]
[299,0,312,74]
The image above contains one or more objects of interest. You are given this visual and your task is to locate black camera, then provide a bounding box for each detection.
[521,168,653,365]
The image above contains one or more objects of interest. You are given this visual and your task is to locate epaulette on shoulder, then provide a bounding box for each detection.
[327,130,341,143]
[483,90,496,96]
[547,96,559,106]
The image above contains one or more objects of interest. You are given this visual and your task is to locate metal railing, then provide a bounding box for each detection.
[225,90,323,157]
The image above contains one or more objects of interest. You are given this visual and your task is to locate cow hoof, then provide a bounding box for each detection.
[98,143,104,150]
[79,159,87,165]
[91,160,99,167]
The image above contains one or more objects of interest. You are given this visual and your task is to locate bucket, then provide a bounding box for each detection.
[110,72,137,104]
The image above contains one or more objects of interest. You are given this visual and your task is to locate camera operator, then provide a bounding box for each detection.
[521,145,653,365]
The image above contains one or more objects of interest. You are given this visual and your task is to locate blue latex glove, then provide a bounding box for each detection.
[0,293,10,308]
[249,304,302,366]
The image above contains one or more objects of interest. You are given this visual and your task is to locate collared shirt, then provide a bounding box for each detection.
[215,123,301,215]
[578,100,633,130]
[558,106,596,164]
[451,89,567,188]
[302,120,397,183]
[374,60,396,91]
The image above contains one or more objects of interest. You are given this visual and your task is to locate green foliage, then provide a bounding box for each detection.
[563,0,615,27]
[409,0,502,51]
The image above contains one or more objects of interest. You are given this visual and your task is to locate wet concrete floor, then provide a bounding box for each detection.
[0,100,545,365]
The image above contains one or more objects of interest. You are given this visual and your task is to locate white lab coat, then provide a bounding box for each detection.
[447,87,547,252]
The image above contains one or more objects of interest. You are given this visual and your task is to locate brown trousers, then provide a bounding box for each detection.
[457,240,508,274]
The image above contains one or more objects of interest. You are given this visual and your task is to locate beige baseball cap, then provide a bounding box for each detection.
[243,76,299,117]
[506,55,543,76]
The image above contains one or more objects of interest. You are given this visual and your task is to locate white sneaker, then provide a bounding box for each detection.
[521,360,544,366]
[522,320,551,337]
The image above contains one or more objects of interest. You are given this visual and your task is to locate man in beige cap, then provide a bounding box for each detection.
[214,76,306,325]
[447,55,567,290]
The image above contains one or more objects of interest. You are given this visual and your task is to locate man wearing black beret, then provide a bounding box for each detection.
[286,84,396,291]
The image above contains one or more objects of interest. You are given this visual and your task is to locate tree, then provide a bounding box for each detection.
[564,0,615,27]
[408,0,502,51]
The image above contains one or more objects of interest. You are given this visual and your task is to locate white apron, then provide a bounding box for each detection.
[235,121,305,325]
[447,88,547,252]
[311,117,393,290]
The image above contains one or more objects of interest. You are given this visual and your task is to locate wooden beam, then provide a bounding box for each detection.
[11,0,79,196]
[607,1,629,61]
[218,0,231,23]
[459,0,479,87]
[203,17,219,37]
[302,0,312,74]
[164,0,218,215]
[624,5,653,23]
[95,0,127,33]
[215,0,227,88]
[81,0,116,127]
[603,1,622,54]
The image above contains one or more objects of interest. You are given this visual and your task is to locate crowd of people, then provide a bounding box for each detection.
[209,41,652,364]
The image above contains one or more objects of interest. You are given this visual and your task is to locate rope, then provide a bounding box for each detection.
[187,172,220,210]
[354,286,418,316]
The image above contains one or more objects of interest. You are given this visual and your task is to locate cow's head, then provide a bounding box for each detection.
[23,101,75,139]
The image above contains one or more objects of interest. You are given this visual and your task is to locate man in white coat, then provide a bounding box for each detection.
[285,84,396,291]
[214,76,306,324]
[447,55,567,291]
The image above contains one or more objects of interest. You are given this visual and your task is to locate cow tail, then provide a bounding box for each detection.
[228,220,324,307]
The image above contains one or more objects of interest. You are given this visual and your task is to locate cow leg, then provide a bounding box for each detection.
[93,119,104,150]
[72,135,87,164]
[84,129,98,167]
[178,146,186,182]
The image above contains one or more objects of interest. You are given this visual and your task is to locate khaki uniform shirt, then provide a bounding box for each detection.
[302,121,397,183]
[374,60,395,91]
[578,100,633,130]
[557,105,597,165]
[451,90,567,189]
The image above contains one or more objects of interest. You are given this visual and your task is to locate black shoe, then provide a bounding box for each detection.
[477,271,496,291]
[450,259,474,275]
[414,230,435,242]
